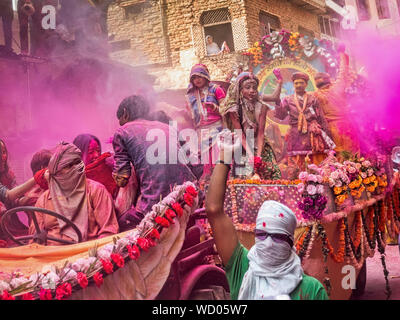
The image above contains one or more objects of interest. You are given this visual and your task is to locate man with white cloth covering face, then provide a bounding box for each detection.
[205,130,328,300]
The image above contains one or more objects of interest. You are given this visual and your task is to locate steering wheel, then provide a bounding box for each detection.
[0,206,82,246]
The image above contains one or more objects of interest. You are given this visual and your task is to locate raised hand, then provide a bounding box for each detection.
[217,129,242,164]
[273,68,283,82]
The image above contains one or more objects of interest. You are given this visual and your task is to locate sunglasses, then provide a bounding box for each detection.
[254,229,294,247]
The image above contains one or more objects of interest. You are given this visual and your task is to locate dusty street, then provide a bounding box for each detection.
[354,244,400,300]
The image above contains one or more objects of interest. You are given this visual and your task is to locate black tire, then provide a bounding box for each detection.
[188,285,230,300]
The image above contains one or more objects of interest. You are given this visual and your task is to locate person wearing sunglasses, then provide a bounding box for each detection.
[205,130,328,300]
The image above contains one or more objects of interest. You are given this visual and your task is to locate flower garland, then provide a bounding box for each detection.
[0,182,199,300]
[373,204,392,300]
[327,165,350,206]
[386,195,400,238]
[288,32,301,52]
[229,183,256,232]
[343,161,365,199]
[296,224,317,262]
[227,178,300,185]
[356,157,379,194]
[317,223,332,297]
[296,226,312,259]
[343,217,364,270]
[297,167,327,221]
[244,41,263,66]
[324,218,346,263]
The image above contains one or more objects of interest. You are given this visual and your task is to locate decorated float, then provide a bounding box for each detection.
[221,30,400,300]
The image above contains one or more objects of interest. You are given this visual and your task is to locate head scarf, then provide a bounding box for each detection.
[48,142,88,242]
[73,134,101,165]
[220,72,261,132]
[238,200,303,300]
[186,64,216,127]
[187,64,211,94]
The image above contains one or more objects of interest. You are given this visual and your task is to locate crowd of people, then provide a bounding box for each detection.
[0,53,359,299]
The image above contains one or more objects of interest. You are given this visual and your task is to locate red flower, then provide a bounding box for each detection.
[186,185,198,197]
[77,272,88,289]
[137,238,150,251]
[172,203,183,217]
[253,156,262,169]
[93,272,104,288]
[184,193,194,207]
[127,244,140,260]
[22,293,34,300]
[101,259,114,274]
[147,238,157,248]
[39,288,52,300]
[165,209,176,223]
[148,228,160,240]
[155,216,170,228]
[110,253,125,268]
[1,290,15,300]
[55,282,72,300]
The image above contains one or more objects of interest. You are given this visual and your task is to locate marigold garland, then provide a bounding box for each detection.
[324,218,346,263]
[295,227,310,254]
[348,211,362,249]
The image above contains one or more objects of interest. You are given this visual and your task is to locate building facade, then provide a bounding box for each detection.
[345,0,400,36]
[107,0,328,89]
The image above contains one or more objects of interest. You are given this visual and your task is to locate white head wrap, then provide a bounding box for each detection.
[238,200,303,300]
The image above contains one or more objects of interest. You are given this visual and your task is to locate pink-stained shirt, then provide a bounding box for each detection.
[29,179,119,245]
[200,86,226,127]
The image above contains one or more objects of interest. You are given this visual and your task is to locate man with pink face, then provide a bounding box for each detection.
[274,72,335,171]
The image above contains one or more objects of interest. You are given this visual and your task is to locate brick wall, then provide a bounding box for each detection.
[107,0,324,88]
[244,0,322,45]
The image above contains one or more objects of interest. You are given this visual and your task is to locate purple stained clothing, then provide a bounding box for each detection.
[275,93,332,155]
[113,119,197,215]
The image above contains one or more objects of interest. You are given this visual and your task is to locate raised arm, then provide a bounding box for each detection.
[0,178,36,203]
[205,131,240,266]
[261,69,283,103]
[261,79,283,103]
